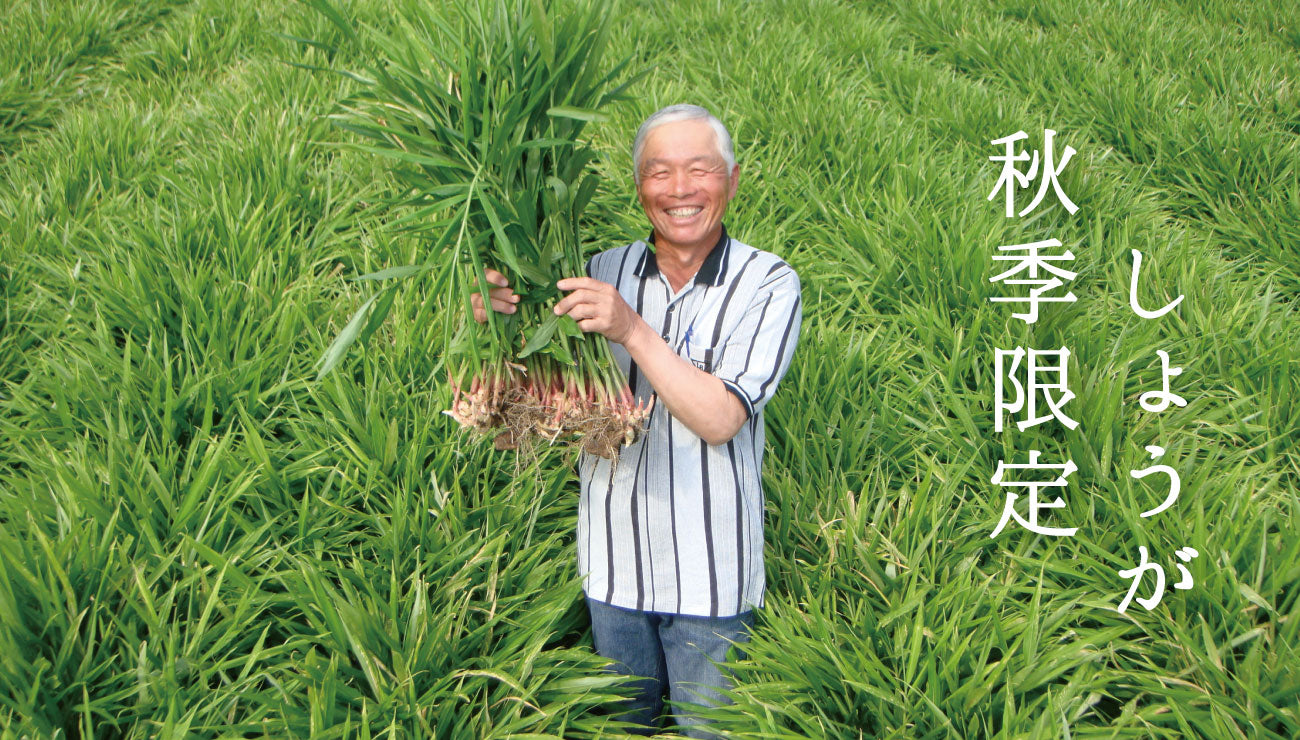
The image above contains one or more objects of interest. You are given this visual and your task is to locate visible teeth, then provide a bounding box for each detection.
[666,207,702,217]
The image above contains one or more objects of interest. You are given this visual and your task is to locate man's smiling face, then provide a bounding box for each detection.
[636,119,739,254]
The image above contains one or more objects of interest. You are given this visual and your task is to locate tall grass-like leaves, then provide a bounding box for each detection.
[2,0,1297,736]
[309,0,650,457]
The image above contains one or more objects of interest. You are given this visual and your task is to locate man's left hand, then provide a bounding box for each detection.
[554,277,644,345]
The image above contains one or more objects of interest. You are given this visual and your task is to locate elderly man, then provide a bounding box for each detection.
[474,104,801,736]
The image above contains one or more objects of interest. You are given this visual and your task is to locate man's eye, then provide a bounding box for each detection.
[647,170,669,180]
[690,168,709,178]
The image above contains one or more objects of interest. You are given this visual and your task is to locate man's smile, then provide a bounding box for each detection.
[665,206,704,218]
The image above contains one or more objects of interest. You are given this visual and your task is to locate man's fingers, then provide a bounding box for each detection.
[484,268,508,287]
[561,303,600,322]
[554,277,632,343]
[555,277,617,316]
[552,292,579,316]
[556,286,614,315]
[472,305,513,324]
[474,286,518,302]
[556,276,600,292]
[471,283,518,323]
[473,286,518,304]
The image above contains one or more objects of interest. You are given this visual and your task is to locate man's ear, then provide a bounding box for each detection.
[728,164,740,199]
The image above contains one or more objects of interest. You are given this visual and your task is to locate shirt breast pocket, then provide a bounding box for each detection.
[687,343,715,373]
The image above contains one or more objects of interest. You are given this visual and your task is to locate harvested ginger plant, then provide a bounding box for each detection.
[312,0,649,458]
[445,361,652,459]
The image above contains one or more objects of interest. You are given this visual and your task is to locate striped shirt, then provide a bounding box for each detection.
[577,226,802,618]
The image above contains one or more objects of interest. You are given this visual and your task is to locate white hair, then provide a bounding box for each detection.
[631,104,735,185]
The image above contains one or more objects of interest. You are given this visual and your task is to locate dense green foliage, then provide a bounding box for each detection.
[1,0,1296,737]
[310,0,652,457]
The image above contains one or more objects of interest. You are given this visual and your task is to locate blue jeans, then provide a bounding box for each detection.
[586,597,754,738]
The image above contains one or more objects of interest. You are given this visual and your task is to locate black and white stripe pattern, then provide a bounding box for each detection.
[577,229,802,618]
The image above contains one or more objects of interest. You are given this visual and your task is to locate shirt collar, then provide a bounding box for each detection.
[634,224,731,288]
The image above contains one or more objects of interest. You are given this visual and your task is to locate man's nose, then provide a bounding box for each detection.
[668,168,695,197]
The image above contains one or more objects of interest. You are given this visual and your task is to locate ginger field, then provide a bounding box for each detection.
[1,0,1297,737]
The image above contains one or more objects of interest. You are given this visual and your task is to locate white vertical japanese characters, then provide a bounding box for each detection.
[986,130,1080,540]
[1117,250,1197,613]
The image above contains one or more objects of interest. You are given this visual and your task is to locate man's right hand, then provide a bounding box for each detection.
[470,268,520,323]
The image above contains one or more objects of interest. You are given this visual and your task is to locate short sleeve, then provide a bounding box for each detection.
[710,266,802,419]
